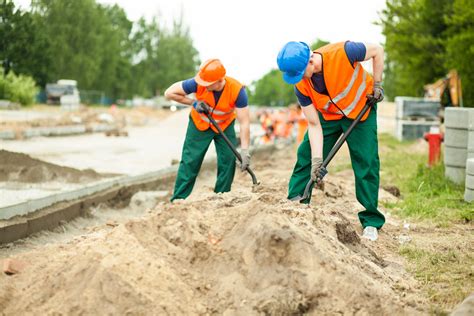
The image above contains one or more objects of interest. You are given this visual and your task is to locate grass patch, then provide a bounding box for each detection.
[379,133,473,223]
[399,245,473,313]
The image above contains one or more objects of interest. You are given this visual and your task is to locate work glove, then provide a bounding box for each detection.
[240,148,251,171]
[192,100,209,114]
[371,81,384,102]
[311,157,328,182]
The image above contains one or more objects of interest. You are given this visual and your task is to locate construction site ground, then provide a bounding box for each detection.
[1,129,472,314]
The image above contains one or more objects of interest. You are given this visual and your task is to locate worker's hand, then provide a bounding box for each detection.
[311,157,327,182]
[240,148,251,171]
[371,81,384,102]
[192,101,209,114]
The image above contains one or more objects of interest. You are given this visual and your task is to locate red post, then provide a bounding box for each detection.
[424,128,443,167]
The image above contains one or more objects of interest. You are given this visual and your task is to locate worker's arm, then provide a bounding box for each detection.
[164,81,194,106]
[363,43,384,83]
[301,105,323,158]
[236,106,250,150]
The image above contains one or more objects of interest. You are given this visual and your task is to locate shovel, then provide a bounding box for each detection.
[200,105,259,186]
[291,97,377,202]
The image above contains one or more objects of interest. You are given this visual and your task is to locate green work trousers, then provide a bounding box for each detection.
[287,105,385,229]
[171,118,237,201]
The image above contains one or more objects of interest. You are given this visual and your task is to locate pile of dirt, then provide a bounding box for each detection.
[0,147,426,314]
[0,150,104,183]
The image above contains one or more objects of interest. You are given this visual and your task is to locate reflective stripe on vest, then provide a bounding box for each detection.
[199,114,225,124]
[211,109,234,116]
[323,63,366,116]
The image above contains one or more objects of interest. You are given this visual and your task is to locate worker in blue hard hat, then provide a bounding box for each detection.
[277,40,385,241]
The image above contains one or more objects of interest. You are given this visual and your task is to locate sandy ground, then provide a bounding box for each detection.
[0,110,192,175]
[0,144,434,315]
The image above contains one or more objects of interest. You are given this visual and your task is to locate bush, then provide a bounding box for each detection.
[0,69,38,106]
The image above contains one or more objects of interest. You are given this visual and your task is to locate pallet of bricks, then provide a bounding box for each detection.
[444,107,474,202]
[394,97,440,141]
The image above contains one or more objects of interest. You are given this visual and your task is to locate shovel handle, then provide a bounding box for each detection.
[298,98,377,201]
[203,110,259,185]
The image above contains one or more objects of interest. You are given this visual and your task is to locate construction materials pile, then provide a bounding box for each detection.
[0,147,426,315]
[0,150,105,183]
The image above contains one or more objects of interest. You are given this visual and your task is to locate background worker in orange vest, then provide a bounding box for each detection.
[165,59,251,201]
[277,41,385,241]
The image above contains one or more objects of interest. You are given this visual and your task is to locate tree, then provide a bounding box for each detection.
[445,0,474,107]
[249,69,296,106]
[379,0,452,100]
[1,1,50,85]
[250,39,329,106]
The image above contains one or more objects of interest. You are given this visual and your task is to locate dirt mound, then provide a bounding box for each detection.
[0,147,425,314]
[0,150,104,183]
[0,189,423,314]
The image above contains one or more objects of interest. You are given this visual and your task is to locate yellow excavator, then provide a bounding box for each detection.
[424,70,463,121]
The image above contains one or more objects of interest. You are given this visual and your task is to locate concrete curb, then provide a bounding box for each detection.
[465,174,474,190]
[467,159,474,175]
[0,124,117,140]
[465,188,474,203]
[0,130,15,140]
[0,143,278,244]
[445,128,469,148]
[445,108,472,129]
[444,146,467,167]
[445,166,466,185]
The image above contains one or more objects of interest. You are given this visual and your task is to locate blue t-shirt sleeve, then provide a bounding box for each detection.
[344,41,367,65]
[294,86,312,107]
[181,78,198,94]
[235,87,248,108]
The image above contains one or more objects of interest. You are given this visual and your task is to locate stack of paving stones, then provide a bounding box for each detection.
[394,97,440,141]
[465,113,474,202]
[466,158,474,202]
[444,108,474,199]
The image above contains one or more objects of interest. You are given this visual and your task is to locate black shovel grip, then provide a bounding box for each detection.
[298,98,377,201]
[203,108,259,185]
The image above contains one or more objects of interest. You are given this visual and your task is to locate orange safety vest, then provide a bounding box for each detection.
[295,42,374,121]
[190,76,243,132]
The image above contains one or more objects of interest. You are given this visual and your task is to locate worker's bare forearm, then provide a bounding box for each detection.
[307,122,323,158]
[302,105,323,158]
[168,93,194,105]
[239,121,250,150]
[364,43,384,83]
[164,82,194,105]
[236,107,250,150]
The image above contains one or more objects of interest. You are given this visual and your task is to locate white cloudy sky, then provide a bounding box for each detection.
[14,0,387,84]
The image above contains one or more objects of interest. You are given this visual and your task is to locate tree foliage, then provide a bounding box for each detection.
[380,0,473,106]
[1,0,199,102]
[250,39,329,106]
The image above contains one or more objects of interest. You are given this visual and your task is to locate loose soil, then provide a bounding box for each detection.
[0,150,106,183]
[0,145,434,315]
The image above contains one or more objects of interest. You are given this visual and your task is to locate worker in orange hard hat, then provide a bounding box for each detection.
[165,59,251,201]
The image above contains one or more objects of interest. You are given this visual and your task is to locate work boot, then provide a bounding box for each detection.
[362,226,378,241]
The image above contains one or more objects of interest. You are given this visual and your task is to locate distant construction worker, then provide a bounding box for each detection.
[165,59,250,201]
[277,41,385,241]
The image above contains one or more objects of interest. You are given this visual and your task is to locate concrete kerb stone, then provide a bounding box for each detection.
[445,165,466,185]
[0,143,279,244]
[445,128,469,148]
[465,174,474,190]
[444,146,467,167]
[444,107,471,129]
[467,158,474,175]
[0,130,15,140]
[465,188,474,203]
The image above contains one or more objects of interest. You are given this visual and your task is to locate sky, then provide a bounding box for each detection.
[14,0,387,85]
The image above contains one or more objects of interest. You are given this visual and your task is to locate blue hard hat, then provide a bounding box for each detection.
[277,41,311,84]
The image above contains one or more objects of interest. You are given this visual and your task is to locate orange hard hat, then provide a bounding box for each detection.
[195,59,226,86]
